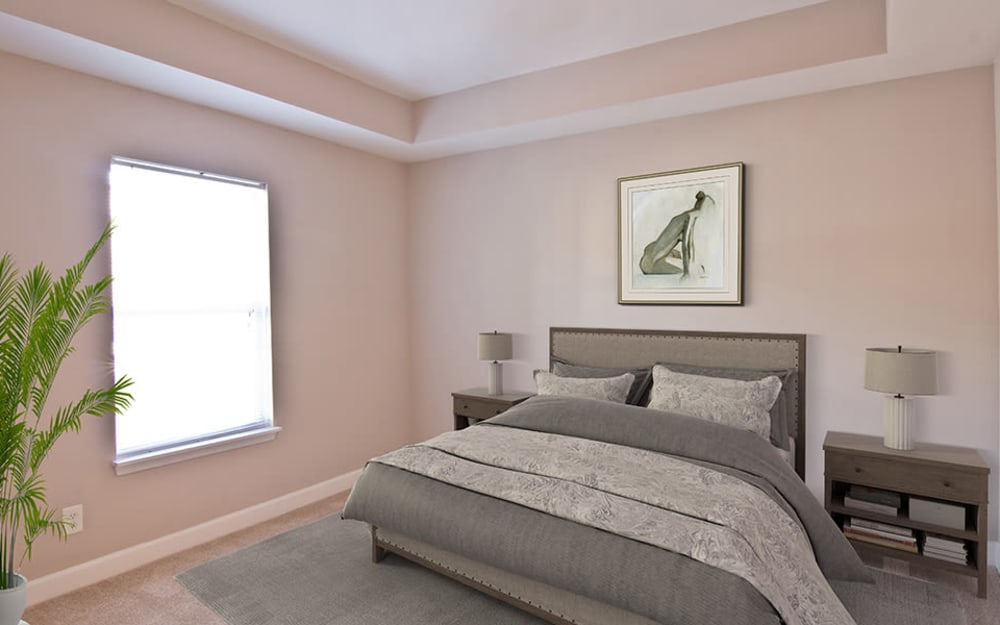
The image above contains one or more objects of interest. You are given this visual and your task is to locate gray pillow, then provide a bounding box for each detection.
[648,365,781,441]
[656,362,795,450]
[534,371,635,404]
[551,358,653,406]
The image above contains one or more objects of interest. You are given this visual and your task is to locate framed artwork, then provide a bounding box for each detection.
[618,162,743,305]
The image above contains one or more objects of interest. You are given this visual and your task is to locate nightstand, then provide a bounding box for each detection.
[452,388,534,430]
[823,431,990,597]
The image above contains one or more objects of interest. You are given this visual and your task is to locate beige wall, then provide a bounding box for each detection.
[0,50,412,579]
[408,67,999,541]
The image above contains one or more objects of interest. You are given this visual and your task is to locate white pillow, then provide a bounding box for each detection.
[534,371,635,404]
[648,365,781,440]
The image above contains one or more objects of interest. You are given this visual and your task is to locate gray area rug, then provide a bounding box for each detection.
[177,513,967,625]
[177,514,544,625]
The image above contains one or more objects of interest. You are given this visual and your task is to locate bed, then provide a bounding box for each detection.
[342,328,965,625]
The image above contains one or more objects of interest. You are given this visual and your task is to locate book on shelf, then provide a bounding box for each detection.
[924,546,967,561]
[921,547,969,564]
[843,523,916,545]
[844,530,919,553]
[843,495,898,517]
[849,518,913,537]
[924,545,969,559]
[846,484,902,508]
[922,548,968,565]
[844,525,917,547]
[924,534,967,553]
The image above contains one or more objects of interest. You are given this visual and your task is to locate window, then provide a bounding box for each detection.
[108,157,277,475]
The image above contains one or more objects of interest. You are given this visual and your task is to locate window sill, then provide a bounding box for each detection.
[113,426,282,476]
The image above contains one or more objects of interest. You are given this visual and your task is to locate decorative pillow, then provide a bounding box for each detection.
[551,358,653,406]
[534,371,635,404]
[655,363,796,449]
[648,365,782,441]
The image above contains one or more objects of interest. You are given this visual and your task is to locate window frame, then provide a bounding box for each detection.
[108,156,279,475]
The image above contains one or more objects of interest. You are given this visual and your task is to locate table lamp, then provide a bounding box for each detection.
[478,331,512,395]
[864,346,937,450]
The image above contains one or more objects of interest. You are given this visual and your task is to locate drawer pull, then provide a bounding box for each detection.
[462,404,470,410]
[854,467,862,473]
[943,481,951,488]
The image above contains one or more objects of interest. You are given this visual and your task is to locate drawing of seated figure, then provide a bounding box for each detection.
[639,190,714,278]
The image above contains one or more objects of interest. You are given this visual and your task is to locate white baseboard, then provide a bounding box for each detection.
[27,468,361,606]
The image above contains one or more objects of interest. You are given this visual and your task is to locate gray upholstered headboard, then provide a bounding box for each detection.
[550,327,807,479]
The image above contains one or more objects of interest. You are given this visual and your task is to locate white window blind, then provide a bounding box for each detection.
[109,157,276,473]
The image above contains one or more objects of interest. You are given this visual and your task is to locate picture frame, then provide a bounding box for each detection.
[618,162,744,305]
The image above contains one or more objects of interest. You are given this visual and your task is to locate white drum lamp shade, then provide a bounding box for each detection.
[478,332,513,395]
[864,347,937,450]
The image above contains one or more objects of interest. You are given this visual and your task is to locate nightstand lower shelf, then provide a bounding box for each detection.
[846,537,980,577]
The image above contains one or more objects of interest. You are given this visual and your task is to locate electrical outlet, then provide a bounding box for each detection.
[62,504,83,535]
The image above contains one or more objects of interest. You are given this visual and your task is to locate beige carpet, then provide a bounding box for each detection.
[24,493,348,625]
[24,492,999,625]
[857,552,1000,625]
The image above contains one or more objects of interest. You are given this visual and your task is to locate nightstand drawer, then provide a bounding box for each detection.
[826,452,984,502]
[453,397,510,420]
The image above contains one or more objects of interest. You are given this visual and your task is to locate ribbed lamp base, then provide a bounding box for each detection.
[883,395,914,451]
[487,361,503,396]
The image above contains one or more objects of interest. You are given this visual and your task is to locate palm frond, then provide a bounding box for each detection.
[0,224,129,589]
[31,378,133,470]
[28,280,114,423]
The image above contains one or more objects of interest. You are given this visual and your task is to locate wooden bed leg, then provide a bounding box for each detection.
[371,526,386,563]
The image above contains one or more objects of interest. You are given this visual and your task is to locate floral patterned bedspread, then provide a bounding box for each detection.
[374,424,856,625]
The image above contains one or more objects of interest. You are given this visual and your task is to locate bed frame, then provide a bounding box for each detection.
[371,327,807,625]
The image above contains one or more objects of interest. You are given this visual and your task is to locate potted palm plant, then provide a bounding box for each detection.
[0,224,133,624]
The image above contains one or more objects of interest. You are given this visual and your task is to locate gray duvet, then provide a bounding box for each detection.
[343,395,873,625]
